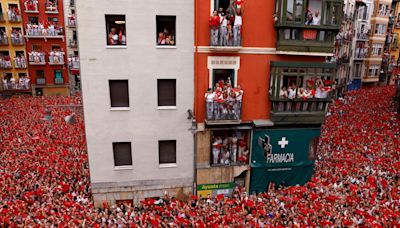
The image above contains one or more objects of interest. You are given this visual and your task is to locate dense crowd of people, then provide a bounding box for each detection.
[209,2,244,46]
[0,54,11,69]
[0,86,399,226]
[2,75,30,90]
[28,50,46,64]
[205,78,243,121]
[10,29,24,45]
[49,49,65,64]
[23,0,39,12]
[26,22,64,37]
[211,131,249,166]
[7,5,21,22]
[13,53,27,69]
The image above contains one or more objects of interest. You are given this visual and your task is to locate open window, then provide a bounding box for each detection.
[156,16,176,46]
[210,130,250,166]
[105,15,126,46]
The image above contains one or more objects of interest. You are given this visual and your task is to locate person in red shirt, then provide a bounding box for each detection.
[209,10,220,46]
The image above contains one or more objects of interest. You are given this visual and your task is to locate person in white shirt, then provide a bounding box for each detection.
[219,14,228,46]
[231,134,238,163]
[205,88,215,120]
[288,84,297,99]
[231,3,244,46]
[313,11,321,25]
[235,85,243,118]
[279,86,288,98]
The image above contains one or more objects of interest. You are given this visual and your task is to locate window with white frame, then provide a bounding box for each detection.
[105,15,126,46]
[159,140,176,165]
[368,64,380,77]
[113,142,132,167]
[374,24,386,35]
[372,43,383,55]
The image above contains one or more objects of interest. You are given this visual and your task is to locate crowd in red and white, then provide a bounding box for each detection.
[2,75,30,90]
[211,132,249,166]
[10,29,24,45]
[23,0,39,12]
[7,5,21,22]
[68,55,80,69]
[0,54,11,68]
[26,22,63,37]
[28,50,46,64]
[204,77,243,121]
[49,49,65,64]
[279,78,335,100]
[0,86,399,226]
[13,53,27,68]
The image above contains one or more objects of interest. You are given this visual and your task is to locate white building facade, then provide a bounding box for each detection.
[63,0,80,94]
[76,0,194,206]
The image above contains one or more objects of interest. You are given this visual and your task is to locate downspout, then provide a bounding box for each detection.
[193,0,199,197]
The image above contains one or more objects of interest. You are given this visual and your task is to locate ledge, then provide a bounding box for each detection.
[29,62,46,65]
[156,45,177,49]
[106,45,127,49]
[114,166,133,170]
[159,163,177,168]
[157,106,177,110]
[110,107,131,111]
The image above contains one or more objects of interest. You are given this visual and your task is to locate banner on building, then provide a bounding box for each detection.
[197,182,235,198]
[250,128,321,193]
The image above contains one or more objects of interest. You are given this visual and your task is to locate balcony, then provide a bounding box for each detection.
[67,17,76,27]
[269,61,336,125]
[69,39,78,48]
[28,52,46,65]
[25,24,64,41]
[208,25,242,52]
[45,1,59,14]
[54,77,64,85]
[11,36,24,46]
[48,51,65,65]
[0,58,12,69]
[2,78,30,91]
[274,0,343,53]
[354,48,369,60]
[24,3,39,13]
[36,78,46,85]
[356,32,369,41]
[0,36,9,46]
[68,57,80,69]
[8,12,21,22]
[205,100,242,125]
[14,58,27,69]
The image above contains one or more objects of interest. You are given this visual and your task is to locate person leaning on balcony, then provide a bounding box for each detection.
[288,83,297,99]
[235,85,243,118]
[209,11,220,46]
[212,136,222,165]
[279,86,288,98]
[231,3,244,46]
[305,13,314,25]
[205,88,215,120]
[312,11,321,25]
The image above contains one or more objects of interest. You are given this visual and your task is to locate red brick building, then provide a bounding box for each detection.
[20,0,68,96]
[194,0,342,195]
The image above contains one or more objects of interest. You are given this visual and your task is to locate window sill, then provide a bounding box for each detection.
[159,163,177,168]
[157,106,177,110]
[106,45,127,49]
[110,107,131,111]
[156,45,177,49]
[114,165,133,170]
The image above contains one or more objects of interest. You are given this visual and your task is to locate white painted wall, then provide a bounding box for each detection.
[76,0,194,188]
